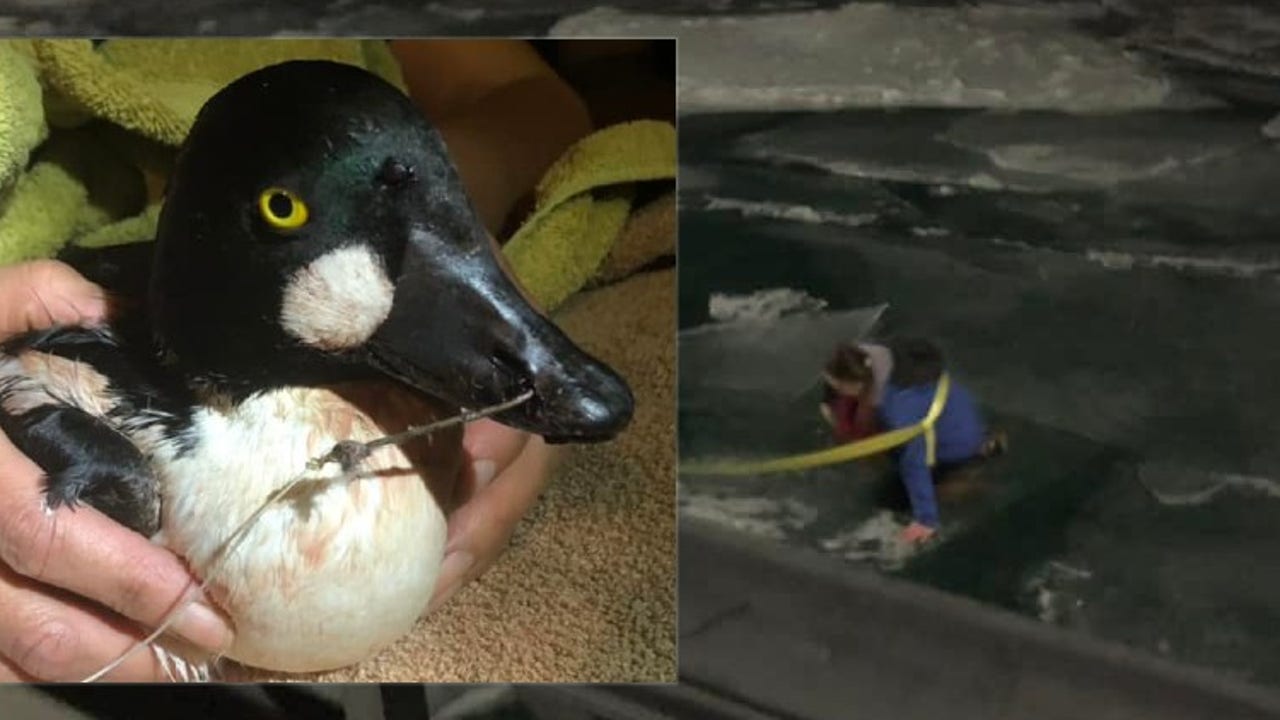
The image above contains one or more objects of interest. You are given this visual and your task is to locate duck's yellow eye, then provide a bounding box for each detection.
[258,188,309,231]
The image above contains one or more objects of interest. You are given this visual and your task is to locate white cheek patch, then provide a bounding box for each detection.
[279,245,396,351]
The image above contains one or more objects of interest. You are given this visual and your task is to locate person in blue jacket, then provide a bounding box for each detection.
[825,337,1005,545]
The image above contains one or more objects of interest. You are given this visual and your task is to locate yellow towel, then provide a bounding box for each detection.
[0,41,44,195]
[504,119,675,312]
[33,39,406,146]
[0,162,112,262]
[0,39,676,309]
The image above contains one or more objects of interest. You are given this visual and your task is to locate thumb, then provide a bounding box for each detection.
[0,260,109,337]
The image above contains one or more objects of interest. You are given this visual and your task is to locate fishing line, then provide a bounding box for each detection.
[81,390,534,683]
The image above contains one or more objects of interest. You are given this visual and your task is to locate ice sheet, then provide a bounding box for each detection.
[818,510,920,571]
[707,287,828,324]
[1265,113,1280,140]
[679,491,820,541]
[1116,2,1280,79]
[1136,463,1280,507]
[732,109,1267,194]
[680,298,887,397]
[701,196,879,230]
[553,3,1217,114]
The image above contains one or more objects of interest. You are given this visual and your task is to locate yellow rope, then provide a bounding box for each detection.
[680,373,951,477]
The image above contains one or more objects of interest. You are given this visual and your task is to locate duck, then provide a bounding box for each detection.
[0,59,634,675]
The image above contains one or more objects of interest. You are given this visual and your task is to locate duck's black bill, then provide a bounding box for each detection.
[368,228,634,444]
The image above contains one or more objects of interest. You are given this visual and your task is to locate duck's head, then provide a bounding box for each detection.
[149,60,633,443]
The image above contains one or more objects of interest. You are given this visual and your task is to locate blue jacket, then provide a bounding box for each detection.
[878,379,987,528]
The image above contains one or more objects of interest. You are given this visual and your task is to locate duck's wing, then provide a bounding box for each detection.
[0,325,194,538]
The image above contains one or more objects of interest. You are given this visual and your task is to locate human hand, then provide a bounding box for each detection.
[900,521,937,546]
[819,403,835,427]
[427,419,561,613]
[0,260,233,682]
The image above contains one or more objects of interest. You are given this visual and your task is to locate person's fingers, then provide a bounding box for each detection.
[428,435,562,613]
[0,432,233,654]
[0,562,171,682]
[0,260,109,336]
[0,652,36,681]
[452,430,551,554]
[457,419,530,507]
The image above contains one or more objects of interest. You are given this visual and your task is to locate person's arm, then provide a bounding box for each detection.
[389,40,593,238]
[819,383,837,427]
[897,435,940,528]
[882,401,940,533]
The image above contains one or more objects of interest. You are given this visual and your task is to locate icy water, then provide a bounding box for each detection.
[677,105,1280,688]
[647,1,1280,690]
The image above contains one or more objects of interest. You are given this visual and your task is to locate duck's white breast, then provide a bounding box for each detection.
[151,385,454,673]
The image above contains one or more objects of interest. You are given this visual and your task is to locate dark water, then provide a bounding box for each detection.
[678,107,1280,687]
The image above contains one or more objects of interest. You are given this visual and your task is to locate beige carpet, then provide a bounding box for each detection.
[233,265,676,683]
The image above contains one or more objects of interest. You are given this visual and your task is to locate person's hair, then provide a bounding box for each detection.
[824,343,873,385]
[888,337,945,387]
